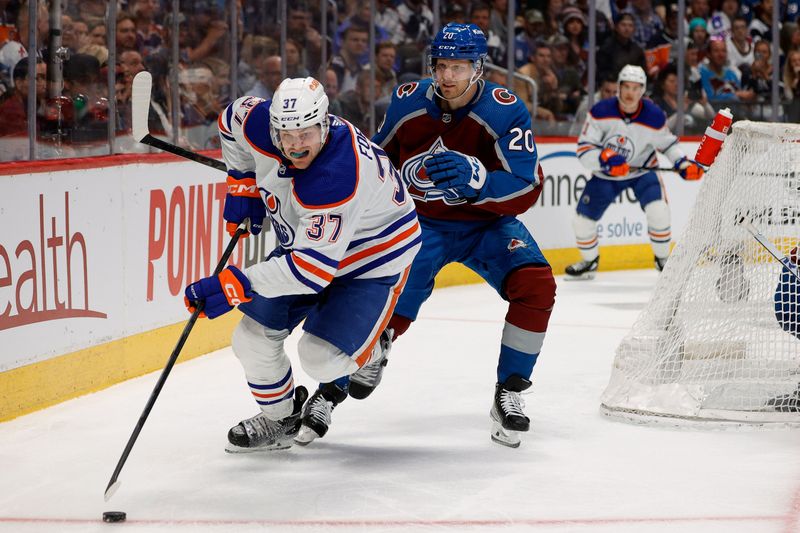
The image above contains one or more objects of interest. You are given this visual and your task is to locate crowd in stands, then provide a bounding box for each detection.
[1,0,800,160]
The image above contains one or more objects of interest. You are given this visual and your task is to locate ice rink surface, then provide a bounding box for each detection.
[2,270,799,532]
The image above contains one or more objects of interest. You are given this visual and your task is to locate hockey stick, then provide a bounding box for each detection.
[105,224,247,502]
[132,71,227,172]
[737,217,800,283]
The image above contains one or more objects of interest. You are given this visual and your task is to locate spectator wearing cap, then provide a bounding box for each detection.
[517,9,545,67]
[560,7,588,77]
[548,34,582,114]
[0,59,45,137]
[708,0,741,39]
[645,4,682,78]
[596,13,646,83]
[471,3,504,65]
[624,0,664,49]
[688,17,710,61]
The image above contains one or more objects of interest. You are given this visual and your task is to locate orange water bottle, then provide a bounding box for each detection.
[694,108,733,166]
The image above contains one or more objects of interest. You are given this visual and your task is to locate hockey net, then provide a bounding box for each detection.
[600,121,800,427]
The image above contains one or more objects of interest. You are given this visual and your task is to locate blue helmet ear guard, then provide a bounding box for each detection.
[429,23,488,65]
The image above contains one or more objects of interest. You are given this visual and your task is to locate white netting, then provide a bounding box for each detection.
[600,121,800,427]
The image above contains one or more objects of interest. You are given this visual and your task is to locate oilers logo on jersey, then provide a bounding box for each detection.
[400,138,466,206]
[603,135,635,161]
[263,191,295,247]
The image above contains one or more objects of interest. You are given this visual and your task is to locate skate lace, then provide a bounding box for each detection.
[305,395,333,425]
[499,390,526,417]
[241,414,280,442]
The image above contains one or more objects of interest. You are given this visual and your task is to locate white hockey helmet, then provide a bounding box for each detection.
[269,77,330,152]
[617,65,647,88]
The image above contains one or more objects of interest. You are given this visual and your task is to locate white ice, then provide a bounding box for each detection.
[1,270,799,533]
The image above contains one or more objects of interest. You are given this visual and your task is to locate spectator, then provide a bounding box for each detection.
[397,0,434,51]
[116,50,145,131]
[238,35,277,97]
[548,34,582,115]
[88,19,106,46]
[74,0,106,26]
[335,1,389,61]
[322,66,343,116]
[749,0,774,42]
[331,25,368,93]
[542,0,563,39]
[596,13,646,83]
[337,69,383,135]
[708,0,741,39]
[63,53,108,142]
[727,15,754,70]
[624,0,664,49]
[61,15,79,53]
[561,7,588,77]
[780,22,800,55]
[685,42,703,84]
[287,5,322,74]
[372,41,398,97]
[1,0,49,74]
[569,74,618,135]
[131,0,163,57]
[489,0,508,45]
[471,3,504,65]
[741,57,777,116]
[518,43,560,122]
[689,0,712,20]
[517,9,546,68]
[783,49,800,121]
[116,12,139,54]
[652,64,715,133]
[248,55,281,100]
[0,59,45,137]
[442,5,467,25]
[78,43,109,66]
[688,17,710,61]
[178,63,221,149]
[699,38,753,103]
[72,19,90,52]
[645,4,681,78]
[375,0,405,45]
[285,38,309,78]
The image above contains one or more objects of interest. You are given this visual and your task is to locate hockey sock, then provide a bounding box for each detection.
[645,200,671,259]
[573,213,599,261]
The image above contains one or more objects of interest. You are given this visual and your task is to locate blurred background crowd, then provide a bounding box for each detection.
[1,0,799,161]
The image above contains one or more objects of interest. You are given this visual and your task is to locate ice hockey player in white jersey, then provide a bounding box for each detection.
[183,77,421,452]
[565,65,705,280]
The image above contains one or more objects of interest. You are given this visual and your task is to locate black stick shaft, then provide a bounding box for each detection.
[142,133,227,172]
[104,227,246,497]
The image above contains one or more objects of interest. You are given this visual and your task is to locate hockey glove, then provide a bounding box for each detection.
[599,148,629,177]
[423,150,487,201]
[224,173,266,237]
[184,265,253,319]
[674,157,704,181]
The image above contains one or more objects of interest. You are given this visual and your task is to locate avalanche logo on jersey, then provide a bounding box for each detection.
[507,238,528,251]
[261,188,295,247]
[399,137,468,206]
[604,135,635,161]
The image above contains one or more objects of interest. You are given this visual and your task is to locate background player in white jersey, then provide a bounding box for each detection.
[183,77,420,452]
[565,65,705,280]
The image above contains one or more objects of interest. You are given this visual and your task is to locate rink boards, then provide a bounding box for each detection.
[0,140,700,420]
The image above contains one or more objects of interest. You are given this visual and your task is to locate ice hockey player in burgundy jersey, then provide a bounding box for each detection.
[369,23,556,448]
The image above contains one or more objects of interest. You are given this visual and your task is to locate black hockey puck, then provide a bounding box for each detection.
[102,511,127,523]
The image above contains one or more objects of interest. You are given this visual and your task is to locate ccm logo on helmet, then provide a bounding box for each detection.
[492,88,517,105]
[396,82,419,98]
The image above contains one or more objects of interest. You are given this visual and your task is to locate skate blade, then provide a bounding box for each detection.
[293,426,321,447]
[564,272,596,281]
[490,421,521,448]
[224,440,294,454]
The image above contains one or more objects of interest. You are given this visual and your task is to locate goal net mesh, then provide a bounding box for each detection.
[600,120,800,425]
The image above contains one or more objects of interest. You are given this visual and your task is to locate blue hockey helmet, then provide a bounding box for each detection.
[429,23,488,64]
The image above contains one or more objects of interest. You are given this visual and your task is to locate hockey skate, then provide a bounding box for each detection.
[294,382,348,446]
[655,255,668,272]
[490,375,532,448]
[348,328,392,399]
[564,257,599,280]
[766,386,800,412]
[225,386,308,453]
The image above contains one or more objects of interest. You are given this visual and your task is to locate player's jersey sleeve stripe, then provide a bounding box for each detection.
[290,252,335,283]
[218,109,233,135]
[220,131,235,142]
[347,210,417,250]
[340,235,422,280]
[284,254,324,292]
[294,248,339,268]
[339,221,420,268]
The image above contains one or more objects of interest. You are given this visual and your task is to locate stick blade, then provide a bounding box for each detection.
[132,71,153,142]
[104,479,121,502]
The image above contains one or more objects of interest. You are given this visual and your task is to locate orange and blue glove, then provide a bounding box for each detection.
[674,157,704,181]
[184,266,253,319]
[223,171,266,237]
[599,148,629,177]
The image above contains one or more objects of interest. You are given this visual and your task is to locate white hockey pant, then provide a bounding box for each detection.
[232,315,359,419]
[644,200,671,259]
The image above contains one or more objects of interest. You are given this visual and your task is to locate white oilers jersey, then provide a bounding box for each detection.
[577,97,686,180]
[218,96,421,298]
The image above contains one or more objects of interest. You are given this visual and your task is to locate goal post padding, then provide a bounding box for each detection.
[600,121,800,426]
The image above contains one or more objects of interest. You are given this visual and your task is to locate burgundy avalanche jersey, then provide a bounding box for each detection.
[373,79,542,222]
